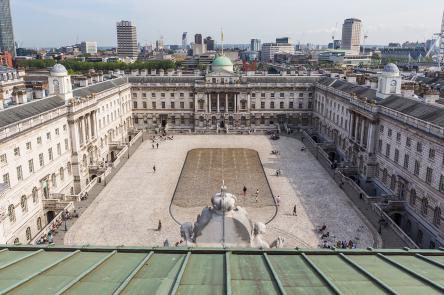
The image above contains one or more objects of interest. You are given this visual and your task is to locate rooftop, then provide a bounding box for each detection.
[0,246,443,294]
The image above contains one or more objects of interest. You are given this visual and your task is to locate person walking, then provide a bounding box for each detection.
[152,144,155,149]
[153,165,156,173]
[243,186,247,196]
[156,142,159,149]
[275,195,281,206]
[255,189,259,202]
[293,204,297,216]
[157,220,162,231]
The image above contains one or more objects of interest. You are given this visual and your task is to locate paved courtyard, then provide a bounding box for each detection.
[64,135,375,248]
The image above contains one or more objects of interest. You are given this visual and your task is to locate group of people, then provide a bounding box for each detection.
[317,223,357,249]
[271,150,280,155]
[275,169,282,176]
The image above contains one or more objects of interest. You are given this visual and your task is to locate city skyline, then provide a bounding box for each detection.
[11,0,444,48]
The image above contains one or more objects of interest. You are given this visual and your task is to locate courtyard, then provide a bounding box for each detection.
[64,135,376,248]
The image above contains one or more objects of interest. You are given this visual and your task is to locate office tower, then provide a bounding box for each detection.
[116,20,138,58]
[341,18,362,54]
[182,32,187,49]
[194,34,203,45]
[204,36,215,51]
[0,0,15,57]
[250,39,261,51]
[276,37,291,44]
[80,41,98,55]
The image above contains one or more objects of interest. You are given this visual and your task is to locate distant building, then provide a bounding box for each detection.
[276,37,291,44]
[80,41,97,55]
[156,38,164,51]
[204,37,215,51]
[0,0,15,57]
[261,43,295,62]
[116,20,138,58]
[341,18,362,54]
[250,39,261,52]
[182,32,187,50]
[440,11,444,63]
[194,34,203,45]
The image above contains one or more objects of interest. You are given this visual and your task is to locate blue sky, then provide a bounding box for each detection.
[11,0,444,48]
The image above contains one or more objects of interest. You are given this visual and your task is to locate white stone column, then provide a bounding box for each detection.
[247,93,251,112]
[225,94,228,113]
[208,94,212,113]
[78,119,84,145]
[217,93,220,113]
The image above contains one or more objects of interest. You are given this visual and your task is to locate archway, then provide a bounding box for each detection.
[46,211,55,223]
[393,213,402,226]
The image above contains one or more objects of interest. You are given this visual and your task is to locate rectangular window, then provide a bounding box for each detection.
[406,137,411,147]
[46,132,51,140]
[396,133,401,142]
[65,139,69,151]
[39,153,44,167]
[180,93,184,98]
[0,154,7,164]
[132,93,138,98]
[261,93,265,98]
[385,144,391,157]
[299,93,303,98]
[14,147,20,156]
[280,102,284,109]
[429,148,435,160]
[270,102,274,109]
[261,102,265,109]
[171,102,175,109]
[378,140,383,153]
[142,93,147,98]
[416,142,423,153]
[394,149,399,163]
[151,93,156,98]
[55,128,59,135]
[16,166,23,181]
[161,93,165,98]
[280,93,284,98]
[180,102,184,109]
[414,160,420,176]
[57,143,61,155]
[289,102,293,109]
[152,102,156,109]
[37,136,42,144]
[299,103,303,109]
[403,154,409,169]
[133,101,138,109]
[26,142,32,150]
[426,167,433,184]
[440,175,444,192]
[270,93,275,98]
[143,102,147,109]
[387,129,392,137]
[63,124,67,131]
[379,125,384,133]
[48,148,53,161]
[161,102,165,109]
[3,173,10,187]
[252,93,256,98]
[28,159,34,173]
[170,93,175,98]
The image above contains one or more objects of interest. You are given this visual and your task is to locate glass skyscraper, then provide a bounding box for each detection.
[0,0,15,56]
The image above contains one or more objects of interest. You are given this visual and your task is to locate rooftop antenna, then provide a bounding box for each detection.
[221,29,224,55]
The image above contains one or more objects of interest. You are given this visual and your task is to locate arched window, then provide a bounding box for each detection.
[8,205,15,222]
[21,195,28,213]
[51,173,57,187]
[37,217,42,231]
[32,187,38,203]
[409,189,416,206]
[433,207,441,226]
[26,227,31,241]
[421,198,429,216]
[60,167,65,181]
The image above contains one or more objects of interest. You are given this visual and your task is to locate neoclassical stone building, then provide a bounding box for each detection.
[0,64,132,244]
[0,58,443,248]
[312,64,444,248]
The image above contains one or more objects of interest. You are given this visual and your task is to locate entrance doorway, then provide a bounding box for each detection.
[219,121,225,128]
[46,211,55,223]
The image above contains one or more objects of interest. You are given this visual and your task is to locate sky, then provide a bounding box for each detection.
[11,0,444,48]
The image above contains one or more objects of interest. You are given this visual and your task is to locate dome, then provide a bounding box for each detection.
[384,63,399,73]
[212,56,233,67]
[212,55,234,73]
[50,64,68,75]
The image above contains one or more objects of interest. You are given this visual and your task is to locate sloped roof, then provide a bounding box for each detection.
[0,246,443,294]
[128,76,200,84]
[379,95,444,127]
[72,77,128,97]
[0,96,65,128]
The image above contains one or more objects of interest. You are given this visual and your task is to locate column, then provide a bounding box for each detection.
[247,93,251,112]
[234,94,237,113]
[225,94,228,113]
[217,93,220,113]
[78,119,84,145]
[208,94,212,113]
